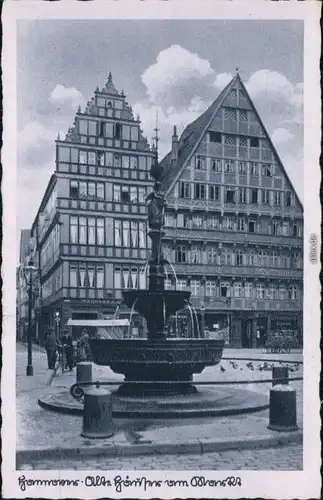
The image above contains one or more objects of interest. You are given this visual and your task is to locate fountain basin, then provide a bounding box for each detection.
[89,338,224,397]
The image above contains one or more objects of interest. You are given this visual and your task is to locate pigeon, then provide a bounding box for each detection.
[232,362,238,370]
[220,365,226,372]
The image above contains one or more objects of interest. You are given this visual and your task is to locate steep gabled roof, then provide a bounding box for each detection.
[161,74,239,193]
[161,73,303,211]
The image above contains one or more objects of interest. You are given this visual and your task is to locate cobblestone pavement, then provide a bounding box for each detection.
[20,443,302,471]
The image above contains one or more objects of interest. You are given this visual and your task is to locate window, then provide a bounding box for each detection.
[122,156,130,169]
[205,281,216,297]
[190,247,201,264]
[224,108,237,120]
[256,283,265,299]
[114,221,122,246]
[221,248,232,265]
[235,250,244,266]
[289,285,298,300]
[105,152,113,166]
[190,280,200,296]
[211,158,222,172]
[104,122,114,138]
[70,181,79,199]
[209,185,220,201]
[207,247,218,264]
[238,161,247,174]
[97,183,104,200]
[139,222,146,248]
[250,162,258,176]
[207,216,219,230]
[273,191,282,206]
[165,213,175,227]
[224,159,235,173]
[262,164,272,177]
[131,221,139,248]
[251,188,258,204]
[239,187,247,204]
[192,215,203,229]
[97,267,104,288]
[78,120,87,135]
[194,183,206,199]
[282,221,290,236]
[79,151,87,164]
[220,282,230,297]
[233,282,243,298]
[209,131,222,143]
[176,246,187,263]
[88,218,96,245]
[123,125,130,141]
[177,280,187,291]
[285,191,292,207]
[250,137,259,148]
[238,217,245,232]
[239,110,248,121]
[268,285,277,300]
[180,182,190,198]
[70,266,77,287]
[262,190,270,205]
[70,216,78,244]
[88,121,97,136]
[115,123,122,139]
[97,218,104,245]
[130,156,138,169]
[138,187,146,203]
[123,221,130,247]
[223,216,235,231]
[224,136,236,146]
[279,286,288,301]
[225,188,235,203]
[165,279,172,291]
[244,283,253,298]
[229,88,237,99]
[239,137,248,148]
[58,147,70,162]
[195,156,206,170]
[130,186,138,203]
[113,185,121,202]
[79,217,87,244]
[293,222,301,237]
[121,186,130,203]
[248,220,256,233]
[114,267,121,289]
[131,127,139,141]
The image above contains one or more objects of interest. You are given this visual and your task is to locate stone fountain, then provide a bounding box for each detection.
[89,158,224,397]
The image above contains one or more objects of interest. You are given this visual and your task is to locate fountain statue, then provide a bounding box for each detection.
[89,156,224,396]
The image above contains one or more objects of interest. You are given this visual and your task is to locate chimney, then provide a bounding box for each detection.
[171,125,179,164]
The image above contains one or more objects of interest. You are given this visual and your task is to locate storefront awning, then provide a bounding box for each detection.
[67,319,130,327]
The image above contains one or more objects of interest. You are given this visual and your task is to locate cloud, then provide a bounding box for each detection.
[245,69,303,125]
[49,84,85,109]
[19,122,57,153]
[141,44,214,108]
[272,127,294,146]
[214,72,233,89]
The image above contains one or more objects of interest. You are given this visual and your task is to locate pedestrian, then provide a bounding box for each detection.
[77,329,90,362]
[65,332,74,371]
[44,329,57,369]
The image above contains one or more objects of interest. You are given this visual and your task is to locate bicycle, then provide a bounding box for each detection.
[46,345,66,385]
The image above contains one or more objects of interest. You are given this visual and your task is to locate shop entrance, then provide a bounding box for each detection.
[241,319,252,348]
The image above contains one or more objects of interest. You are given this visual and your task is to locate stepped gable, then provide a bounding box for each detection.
[63,72,150,151]
[160,75,238,192]
[160,73,302,209]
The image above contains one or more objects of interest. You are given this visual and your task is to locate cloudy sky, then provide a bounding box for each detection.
[17,19,303,235]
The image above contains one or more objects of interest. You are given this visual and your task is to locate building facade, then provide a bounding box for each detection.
[160,72,303,348]
[30,74,155,342]
[28,72,303,347]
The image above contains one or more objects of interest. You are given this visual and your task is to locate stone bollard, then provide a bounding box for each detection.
[272,366,289,386]
[267,385,298,432]
[82,387,115,439]
[76,362,92,384]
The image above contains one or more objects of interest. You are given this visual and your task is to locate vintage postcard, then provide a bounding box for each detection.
[1,1,321,499]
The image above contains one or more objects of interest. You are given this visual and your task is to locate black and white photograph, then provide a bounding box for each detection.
[2,1,321,499]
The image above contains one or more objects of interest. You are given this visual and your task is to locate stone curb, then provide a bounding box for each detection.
[16,431,302,465]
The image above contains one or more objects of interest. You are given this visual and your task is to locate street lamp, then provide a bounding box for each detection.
[54,311,60,339]
[23,258,38,376]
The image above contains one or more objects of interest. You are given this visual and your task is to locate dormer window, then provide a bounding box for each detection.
[209,131,222,143]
